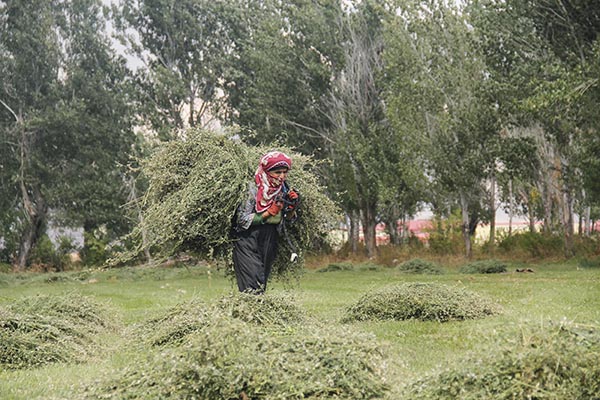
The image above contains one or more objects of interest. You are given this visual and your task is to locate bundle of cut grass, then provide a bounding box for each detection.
[459,259,507,274]
[342,282,501,323]
[83,317,388,400]
[214,291,305,326]
[397,258,445,275]
[317,262,355,272]
[133,298,213,347]
[0,294,115,369]
[116,128,338,279]
[135,292,304,347]
[401,322,600,399]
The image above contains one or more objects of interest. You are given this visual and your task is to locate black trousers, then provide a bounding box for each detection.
[232,224,279,293]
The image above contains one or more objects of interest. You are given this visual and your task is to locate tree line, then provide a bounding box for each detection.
[1,0,599,270]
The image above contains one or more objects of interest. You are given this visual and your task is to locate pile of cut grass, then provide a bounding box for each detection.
[401,321,600,399]
[397,258,445,275]
[317,262,355,273]
[86,294,388,400]
[0,293,116,369]
[135,292,305,347]
[459,259,507,274]
[342,282,501,323]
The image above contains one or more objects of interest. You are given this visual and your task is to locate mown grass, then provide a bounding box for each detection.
[0,261,599,399]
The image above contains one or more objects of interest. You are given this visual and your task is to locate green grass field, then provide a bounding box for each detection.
[1,261,599,399]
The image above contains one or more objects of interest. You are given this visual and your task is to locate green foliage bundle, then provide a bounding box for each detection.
[88,299,388,399]
[397,258,445,275]
[459,260,508,274]
[0,294,115,369]
[401,322,600,399]
[342,283,501,323]
[119,128,338,279]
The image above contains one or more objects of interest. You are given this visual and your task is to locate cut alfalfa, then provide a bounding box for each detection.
[134,292,305,347]
[8,293,115,333]
[397,258,445,275]
[82,317,388,400]
[0,293,116,369]
[214,291,304,327]
[459,259,507,274]
[115,128,339,280]
[400,321,600,399]
[342,282,501,323]
[317,262,355,272]
[132,297,213,347]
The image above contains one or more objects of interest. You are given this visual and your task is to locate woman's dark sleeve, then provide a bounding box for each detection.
[235,184,258,231]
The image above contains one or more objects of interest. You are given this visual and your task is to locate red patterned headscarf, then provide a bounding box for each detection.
[254,151,292,213]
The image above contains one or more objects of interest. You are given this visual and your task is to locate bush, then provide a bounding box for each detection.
[342,282,501,323]
[397,258,445,275]
[29,234,68,271]
[459,260,507,274]
[401,322,600,399]
[498,232,564,258]
[578,257,600,269]
[0,293,116,369]
[87,311,388,399]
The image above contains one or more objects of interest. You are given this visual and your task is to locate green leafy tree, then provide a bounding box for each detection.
[114,0,253,140]
[0,0,135,269]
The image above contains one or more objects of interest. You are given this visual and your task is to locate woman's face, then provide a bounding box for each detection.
[268,167,289,182]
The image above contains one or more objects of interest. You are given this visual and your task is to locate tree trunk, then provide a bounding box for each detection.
[562,187,574,258]
[15,187,47,271]
[360,205,378,258]
[489,174,496,249]
[584,206,591,236]
[460,192,472,259]
[508,178,514,236]
[386,215,400,246]
[349,210,360,254]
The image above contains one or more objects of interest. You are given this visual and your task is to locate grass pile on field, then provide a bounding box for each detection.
[86,296,388,400]
[401,321,600,399]
[459,259,508,274]
[397,258,445,275]
[116,128,338,279]
[317,262,355,272]
[342,282,501,323]
[135,292,305,347]
[0,293,115,369]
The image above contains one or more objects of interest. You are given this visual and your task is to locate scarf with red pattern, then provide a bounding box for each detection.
[254,151,292,213]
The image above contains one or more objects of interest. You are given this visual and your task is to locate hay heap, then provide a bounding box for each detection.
[342,282,501,323]
[397,258,445,275]
[119,128,338,278]
[459,259,508,274]
[135,292,305,347]
[0,293,115,369]
[401,322,600,399]
[86,293,388,400]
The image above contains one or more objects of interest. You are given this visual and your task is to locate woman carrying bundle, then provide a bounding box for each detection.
[232,151,299,293]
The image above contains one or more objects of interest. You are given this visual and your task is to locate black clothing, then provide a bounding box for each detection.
[232,223,279,293]
[232,183,281,293]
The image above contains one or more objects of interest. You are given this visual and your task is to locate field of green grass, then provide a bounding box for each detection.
[1,261,599,399]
